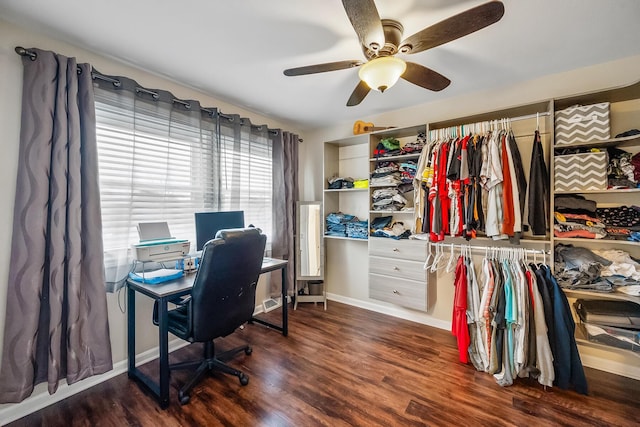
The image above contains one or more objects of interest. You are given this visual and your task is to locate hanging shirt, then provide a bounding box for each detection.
[452,255,470,364]
[467,255,488,371]
[504,134,522,236]
[500,132,515,237]
[529,265,554,387]
[489,261,506,375]
[528,130,549,235]
[478,257,495,369]
[512,261,528,376]
[507,130,528,243]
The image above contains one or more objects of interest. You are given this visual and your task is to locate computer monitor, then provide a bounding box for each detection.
[194,211,245,251]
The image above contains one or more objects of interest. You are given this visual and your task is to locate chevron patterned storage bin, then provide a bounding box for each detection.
[554,151,608,192]
[555,102,610,146]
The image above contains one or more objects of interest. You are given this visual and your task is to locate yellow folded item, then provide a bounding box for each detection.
[353,179,369,188]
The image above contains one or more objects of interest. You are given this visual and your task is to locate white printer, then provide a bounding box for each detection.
[133,222,191,263]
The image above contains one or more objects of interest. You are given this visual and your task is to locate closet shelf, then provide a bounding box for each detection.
[554,237,639,247]
[440,236,551,245]
[553,133,640,150]
[370,209,415,215]
[369,153,420,162]
[575,324,640,358]
[369,183,407,188]
[563,289,640,305]
[324,235,368,242]
[324,187,369,193]
[554,188,640,195]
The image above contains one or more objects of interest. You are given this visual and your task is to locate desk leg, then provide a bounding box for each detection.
[127,286,136,377]
[281,265,288,336]
[158,297,170,408]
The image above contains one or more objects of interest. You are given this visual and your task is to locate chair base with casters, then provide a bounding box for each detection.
[170,340,252,405]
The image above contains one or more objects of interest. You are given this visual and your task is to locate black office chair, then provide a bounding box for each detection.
[157,227,266,404]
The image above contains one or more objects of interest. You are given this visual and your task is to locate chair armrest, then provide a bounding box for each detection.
[174,295,191,306]
[152,296,191,326]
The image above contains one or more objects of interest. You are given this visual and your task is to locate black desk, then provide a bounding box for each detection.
[126,257,288,408]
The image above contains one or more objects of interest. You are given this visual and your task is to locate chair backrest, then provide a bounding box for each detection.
[190,227,266,342]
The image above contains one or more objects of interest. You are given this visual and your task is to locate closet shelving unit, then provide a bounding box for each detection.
[367,125,429,310]
[552,80,640,358]
[322,81,640,370]
[323,135,370,242]
[368,124,425,226]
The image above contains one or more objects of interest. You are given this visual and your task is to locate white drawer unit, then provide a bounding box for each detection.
[368,237,428,262]
[368,237,428,311]
[369,273,427,312]
[369,255,426,282]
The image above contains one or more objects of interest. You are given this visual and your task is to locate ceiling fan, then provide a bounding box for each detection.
[283,0,505,106]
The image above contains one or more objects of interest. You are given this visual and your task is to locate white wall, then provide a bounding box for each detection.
[0,18,304,420]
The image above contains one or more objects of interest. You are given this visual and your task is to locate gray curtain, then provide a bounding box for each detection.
[0,49,112,403]
[270,131,299,296]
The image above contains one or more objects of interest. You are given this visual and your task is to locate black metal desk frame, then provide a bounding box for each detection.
[127,257,288,408]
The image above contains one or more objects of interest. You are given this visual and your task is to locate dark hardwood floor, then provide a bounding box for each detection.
[8,301,640,427]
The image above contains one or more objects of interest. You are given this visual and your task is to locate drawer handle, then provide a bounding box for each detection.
[392,248,399,252]
[393,266,400,271]
[393,290,400,294]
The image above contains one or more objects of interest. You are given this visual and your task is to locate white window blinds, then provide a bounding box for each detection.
[94,85,273,290]
[218,120,273,242]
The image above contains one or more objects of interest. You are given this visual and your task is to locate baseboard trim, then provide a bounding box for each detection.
[0,338,189,426]
[326,293,452,331]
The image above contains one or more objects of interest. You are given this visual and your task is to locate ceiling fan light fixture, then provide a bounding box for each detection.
[358,56,406,93]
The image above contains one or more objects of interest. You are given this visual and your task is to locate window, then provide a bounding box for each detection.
[94,86,273,288]
[218,121,273,241]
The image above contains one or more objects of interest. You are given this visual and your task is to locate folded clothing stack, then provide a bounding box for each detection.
[595,205,640,241]
[373,137,401,158]
[353,179,368,188]
[607,147,639,189]
[345,220,368,239]
[370,161,402,187]
[398,160,417,184]
[370,215,411,240]
[400,132,426,155]
[371,187,408,211]
[554,195,640,241]
[326,212,367,239]
[327,176,354,189]
[554,195,605,239]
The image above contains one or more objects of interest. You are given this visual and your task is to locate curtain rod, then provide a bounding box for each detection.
[15,46,303,142]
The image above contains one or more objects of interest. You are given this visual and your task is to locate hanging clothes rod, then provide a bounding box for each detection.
[430,111,551,135]
[429,241,550,255]
[14,46,303,142]
[505,111,550,123]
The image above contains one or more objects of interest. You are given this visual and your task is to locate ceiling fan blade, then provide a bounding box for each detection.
[402,62,451,92]
[342,0,385,52]
[400,1,505,55]
[346,80,371,106]
[284,60,363,76]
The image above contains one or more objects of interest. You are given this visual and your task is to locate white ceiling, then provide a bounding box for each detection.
[2,0,640,130]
